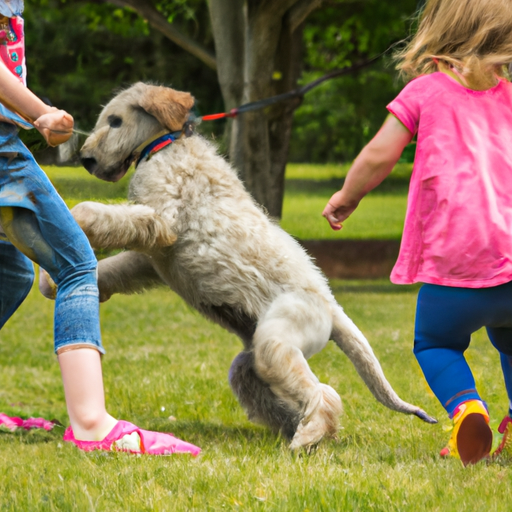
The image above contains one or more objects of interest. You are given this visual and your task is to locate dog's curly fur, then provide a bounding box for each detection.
[54,82,436,450]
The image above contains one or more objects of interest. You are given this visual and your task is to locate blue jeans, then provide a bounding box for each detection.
[0,239,33,328]
[414,282,512,417]
[0,122,104,354]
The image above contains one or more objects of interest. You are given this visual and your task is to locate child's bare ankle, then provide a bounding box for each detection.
[71,414,118,442]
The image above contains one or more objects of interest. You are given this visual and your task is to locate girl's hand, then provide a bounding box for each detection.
[322,114,412,232]
[33,108,74,147]
[322,190,358,231]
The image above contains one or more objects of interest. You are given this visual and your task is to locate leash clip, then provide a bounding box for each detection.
[182,121,195,138]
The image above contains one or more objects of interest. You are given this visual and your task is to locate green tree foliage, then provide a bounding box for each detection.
[289,0,418,163]
[23,0,222,131]
[21,0,418,164]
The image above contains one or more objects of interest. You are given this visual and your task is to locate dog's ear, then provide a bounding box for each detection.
[138,86,195,131]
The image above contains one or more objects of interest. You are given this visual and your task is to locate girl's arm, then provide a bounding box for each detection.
[322,114,413,230]
[0,59,73,146]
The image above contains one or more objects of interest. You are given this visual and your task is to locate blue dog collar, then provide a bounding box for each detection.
[136,132,180,167]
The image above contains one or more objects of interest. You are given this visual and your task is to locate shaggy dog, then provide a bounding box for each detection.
[53,83,436,449]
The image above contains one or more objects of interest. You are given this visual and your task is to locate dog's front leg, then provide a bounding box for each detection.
[97,251,165,301]
[72,201,176,251]
[39,250,164,302]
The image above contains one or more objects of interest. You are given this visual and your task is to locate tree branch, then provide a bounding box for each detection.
[105,0,217,70]
[287,0,324,33]
[256,0,300,19]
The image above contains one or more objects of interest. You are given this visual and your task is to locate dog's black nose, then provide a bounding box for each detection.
[81,157,97,174]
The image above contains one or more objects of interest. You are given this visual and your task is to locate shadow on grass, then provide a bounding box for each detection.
[330,281,421,295]
[148,419,275,444]
[0,426,63,445]
[155,420,377,451]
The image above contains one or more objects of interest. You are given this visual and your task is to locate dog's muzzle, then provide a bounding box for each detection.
[80,154,135,182]
[81,157,97,174]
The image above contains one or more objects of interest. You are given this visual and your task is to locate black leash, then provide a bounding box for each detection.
[197,42,401,124]
[53,42,402,140]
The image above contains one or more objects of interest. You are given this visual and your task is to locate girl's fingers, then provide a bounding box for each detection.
[322,210,343,231]
[327,217,342,230]
[34,110,74,132]
[33,111,74,146]
[40,127,72,147]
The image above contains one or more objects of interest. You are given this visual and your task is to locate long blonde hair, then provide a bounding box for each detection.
[396,0,512,88]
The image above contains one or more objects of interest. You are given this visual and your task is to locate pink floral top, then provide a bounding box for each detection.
[0,14,25,84]
[387,72,512,288]
[0,5,30,127]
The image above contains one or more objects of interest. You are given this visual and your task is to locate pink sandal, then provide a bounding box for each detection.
[0,413,56,432]
[63,420,201,456]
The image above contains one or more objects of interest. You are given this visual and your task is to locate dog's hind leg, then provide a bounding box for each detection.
[97,251,165,302]
[229,351,301,439]
[251,293,343,450]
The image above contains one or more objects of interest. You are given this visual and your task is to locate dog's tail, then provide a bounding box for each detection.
[331,305,437,424]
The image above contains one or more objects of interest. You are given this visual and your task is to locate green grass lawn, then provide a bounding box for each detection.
[283,163,411,240]
[2,280,511,510]
[40,162,412,241]
[1,164,511,510]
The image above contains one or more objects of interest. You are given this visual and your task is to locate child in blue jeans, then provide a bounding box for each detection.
[0,2,199,456]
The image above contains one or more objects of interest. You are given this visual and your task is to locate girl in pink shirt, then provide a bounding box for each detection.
[323,0,512,466]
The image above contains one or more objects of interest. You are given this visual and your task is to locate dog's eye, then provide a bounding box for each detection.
[108,115,123,128]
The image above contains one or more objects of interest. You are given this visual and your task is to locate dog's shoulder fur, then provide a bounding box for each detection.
[131,134,335,319]
[70,83,436,449]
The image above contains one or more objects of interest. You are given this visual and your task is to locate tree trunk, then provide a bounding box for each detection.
[266,18,304,218]
[209,0,321,218]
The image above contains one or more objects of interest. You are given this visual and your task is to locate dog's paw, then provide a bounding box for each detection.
[152,215,177,247]
[71,201,100,237]
[289,384,342,451]
[98,289,113,303]
[289,415,329,451]
[38,268,57,300]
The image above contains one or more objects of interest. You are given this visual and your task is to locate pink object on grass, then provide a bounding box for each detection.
[0,413,55,431]
[63,420,201,456]
[493,416,512,458]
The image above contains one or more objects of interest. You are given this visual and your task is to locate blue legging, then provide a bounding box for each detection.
[414,282,512,417]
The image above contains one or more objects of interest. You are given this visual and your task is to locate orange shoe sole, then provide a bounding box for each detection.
[457,413,493,466]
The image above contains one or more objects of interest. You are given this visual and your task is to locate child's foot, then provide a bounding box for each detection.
[492,416,512,459]
[0,413,56,432]
[63,420,201,456]
[439,400,492,466]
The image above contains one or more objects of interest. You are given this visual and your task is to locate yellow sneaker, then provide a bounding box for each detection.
[439,400,492,466]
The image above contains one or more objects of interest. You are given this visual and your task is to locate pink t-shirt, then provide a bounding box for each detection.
[387,72,512,287]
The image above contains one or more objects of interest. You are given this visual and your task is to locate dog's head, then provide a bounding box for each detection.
[80,83,195,182]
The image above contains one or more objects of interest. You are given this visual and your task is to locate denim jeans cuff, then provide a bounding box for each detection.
[54,340,106,356]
